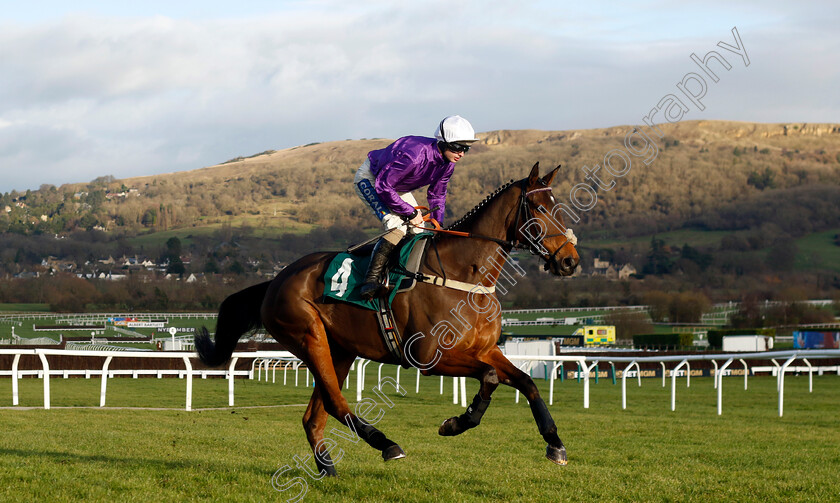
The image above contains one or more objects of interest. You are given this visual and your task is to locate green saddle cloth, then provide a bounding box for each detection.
[323,232,432,311]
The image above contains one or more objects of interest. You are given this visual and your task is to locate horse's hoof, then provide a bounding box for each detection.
[546,444,567,465]
[438,417,461,436]
[382,444,406,462]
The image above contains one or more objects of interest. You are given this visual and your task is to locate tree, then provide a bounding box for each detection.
[161,237,182,260]
[141,208,158,227]
[603,310,654,342]
[766,238,798,272]
[679,244,713,272]
[44,274,98,312]
[668,292,711,324]
[643,237,674,275]
[644,291,671,322]
[204,259,220,274]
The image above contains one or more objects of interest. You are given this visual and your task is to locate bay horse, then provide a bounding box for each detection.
[196,163,580,476]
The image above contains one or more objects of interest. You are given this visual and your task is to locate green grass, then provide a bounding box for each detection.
[584,229,731,249]
[793,229,840,272]
[585,227,840,275]
[0,313,216,340]
[1,371,839,502]
[126,215,313,249]
[0,304,51,313]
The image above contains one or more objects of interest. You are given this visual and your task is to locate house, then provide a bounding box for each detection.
[41,256,77,272]
[593,257,611,269]
[618,264,637,279]
[101,272,127,281]
[590,256,637,280]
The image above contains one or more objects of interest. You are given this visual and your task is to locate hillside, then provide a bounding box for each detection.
[3,120,839,239]
[2,120,840,311]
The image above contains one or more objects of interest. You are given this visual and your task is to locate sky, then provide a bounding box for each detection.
[0,0,838,193]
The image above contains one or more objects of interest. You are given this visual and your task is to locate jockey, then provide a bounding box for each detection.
[354,115,478,300]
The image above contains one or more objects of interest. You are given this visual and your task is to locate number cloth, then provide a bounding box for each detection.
[323,233,432,311]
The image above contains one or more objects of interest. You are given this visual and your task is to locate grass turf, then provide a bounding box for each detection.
[1,371,838,502]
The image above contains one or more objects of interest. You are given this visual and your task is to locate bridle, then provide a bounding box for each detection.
[511,180,578,272]
[417,179,577,272]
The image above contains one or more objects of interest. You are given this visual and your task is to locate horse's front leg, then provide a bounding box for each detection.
[484,346,567,465]
[427,351,500,436]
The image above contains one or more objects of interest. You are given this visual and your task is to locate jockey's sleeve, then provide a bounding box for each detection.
[426,164,454,224]
[372,150,420,217]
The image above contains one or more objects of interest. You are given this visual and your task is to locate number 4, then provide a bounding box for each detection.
[330,258,354,297]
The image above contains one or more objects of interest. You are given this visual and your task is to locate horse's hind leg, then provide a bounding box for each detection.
[484,347,567,465]
[431,352,500,437]
[301,322,406,462]
[301,351,355,477]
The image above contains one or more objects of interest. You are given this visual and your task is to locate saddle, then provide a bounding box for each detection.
[323,233,432,367]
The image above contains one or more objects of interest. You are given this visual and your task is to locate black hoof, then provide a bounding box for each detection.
[546,444,567,465]
[382,444,406,462]
[438,417,465,436]
[316,455,339,477]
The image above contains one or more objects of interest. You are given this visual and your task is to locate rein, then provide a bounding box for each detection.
[411,181,577,271]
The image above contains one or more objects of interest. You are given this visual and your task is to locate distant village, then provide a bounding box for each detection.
[13,253,638,283]
[14,254,288,283]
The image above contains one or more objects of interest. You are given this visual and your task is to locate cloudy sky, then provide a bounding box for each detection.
[0,0,837,193]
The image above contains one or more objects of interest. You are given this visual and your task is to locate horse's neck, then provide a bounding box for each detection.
[431,193,517,284]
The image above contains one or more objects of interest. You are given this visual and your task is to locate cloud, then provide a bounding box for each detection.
[0,3,837,193]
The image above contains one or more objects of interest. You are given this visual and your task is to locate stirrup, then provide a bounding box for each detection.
[359,281,384,300]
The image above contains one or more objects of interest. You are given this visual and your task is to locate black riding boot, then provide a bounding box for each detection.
[359,239,397,300]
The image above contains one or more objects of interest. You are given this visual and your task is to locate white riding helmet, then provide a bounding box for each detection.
[434,115,478,144]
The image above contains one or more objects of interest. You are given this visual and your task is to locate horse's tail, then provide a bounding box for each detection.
[195,280,271,367]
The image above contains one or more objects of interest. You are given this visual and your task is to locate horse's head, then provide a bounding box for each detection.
[511,163,580,276]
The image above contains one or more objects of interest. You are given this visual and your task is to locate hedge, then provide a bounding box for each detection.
[632,333,694,349]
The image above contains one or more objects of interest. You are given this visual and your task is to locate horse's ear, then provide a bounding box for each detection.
[541,165,561,186]
[528,162,540,184]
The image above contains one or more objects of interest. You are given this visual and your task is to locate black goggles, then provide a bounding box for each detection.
[445,142,470,153]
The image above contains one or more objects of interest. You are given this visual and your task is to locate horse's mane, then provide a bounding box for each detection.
[444,179,517,233]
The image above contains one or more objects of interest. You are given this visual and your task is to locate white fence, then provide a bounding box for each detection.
[0,349,293,411]
[1,348,838,418]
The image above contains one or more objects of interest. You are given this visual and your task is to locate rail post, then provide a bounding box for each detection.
[670,359,689,411]
[716,358,734,416]
[11,354,20,406]
[778,355,797,417]
[37,350,50,410]
[183,356,193,411]
[228,357,239,407]
[100,356,113,407]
